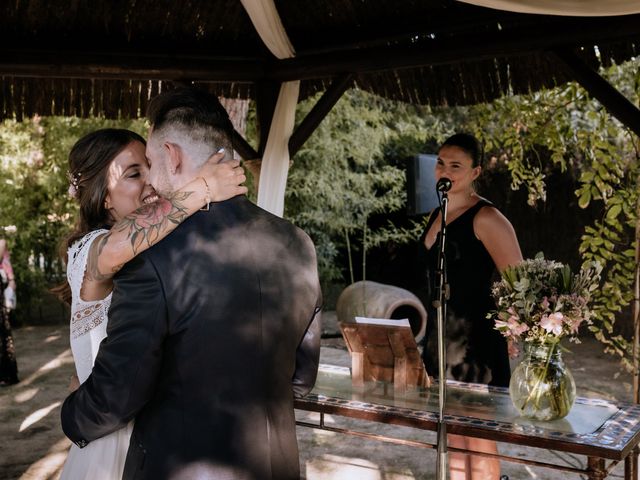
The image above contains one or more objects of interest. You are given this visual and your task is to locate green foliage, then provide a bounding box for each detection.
[0,58,637,375]
[285,90,450,290]
[285,91,404,287]
[285,59,638,368]
[0,116,146,322]
[459,60,639,368]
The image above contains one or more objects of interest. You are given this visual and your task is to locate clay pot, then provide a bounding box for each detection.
[336,280,427,343]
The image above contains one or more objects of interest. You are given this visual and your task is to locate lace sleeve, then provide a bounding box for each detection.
[67,229,109,301]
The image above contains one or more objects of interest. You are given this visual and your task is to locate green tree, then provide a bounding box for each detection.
[0,116,146,322]
[285,90,437,294]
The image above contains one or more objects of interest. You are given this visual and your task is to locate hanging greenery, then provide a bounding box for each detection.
[283,59,638,368]
[0,58,636,368]
[458,60,639,369]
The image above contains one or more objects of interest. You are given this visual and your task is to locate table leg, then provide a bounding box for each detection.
[587,457,606,480]
[625,446,639,480]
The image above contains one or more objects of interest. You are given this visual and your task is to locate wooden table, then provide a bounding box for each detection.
[295,365,640,479]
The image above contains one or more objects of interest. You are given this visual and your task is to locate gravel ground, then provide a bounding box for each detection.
[0,316,635,480]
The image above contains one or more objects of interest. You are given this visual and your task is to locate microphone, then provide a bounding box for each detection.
[436,178,452,193]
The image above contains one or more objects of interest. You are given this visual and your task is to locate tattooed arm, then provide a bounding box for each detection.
[81,159,247,300]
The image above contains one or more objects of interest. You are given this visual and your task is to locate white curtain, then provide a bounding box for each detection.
[239,0,294,59]
[241,0,300,217]
[255,81,300,217]
[456,0,640,16]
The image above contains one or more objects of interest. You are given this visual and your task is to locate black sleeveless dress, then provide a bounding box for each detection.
[418,199,510,387]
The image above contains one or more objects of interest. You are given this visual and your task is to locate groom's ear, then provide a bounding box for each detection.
[163,142,183,176]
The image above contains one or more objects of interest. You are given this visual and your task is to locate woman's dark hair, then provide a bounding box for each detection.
[52,128,146,304]
[441,133,483,167]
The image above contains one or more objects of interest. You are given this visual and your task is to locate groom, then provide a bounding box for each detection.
[61,87,323,480]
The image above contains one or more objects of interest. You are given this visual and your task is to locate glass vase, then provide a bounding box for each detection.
[509,341,576,421]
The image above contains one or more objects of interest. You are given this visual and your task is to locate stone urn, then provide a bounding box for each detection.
[336,280,427,343]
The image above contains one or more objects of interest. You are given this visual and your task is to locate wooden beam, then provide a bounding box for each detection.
[254,81,281,156]
[0,16,638,85]
[288,74,352,157]
[268,15,640,82]
[552,49,640,137]
[292,7,515,55]
[232,129,259,160]
[0,50,262,82]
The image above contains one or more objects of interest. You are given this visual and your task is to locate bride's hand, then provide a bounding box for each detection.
[68,374,80,392]
[200,150,248,202]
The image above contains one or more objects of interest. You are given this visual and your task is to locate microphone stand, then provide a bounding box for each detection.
[433,190,450,480]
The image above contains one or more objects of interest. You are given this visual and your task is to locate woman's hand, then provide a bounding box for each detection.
[200,150,248,202]
[69,374,80,392]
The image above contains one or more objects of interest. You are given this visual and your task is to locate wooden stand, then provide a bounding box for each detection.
[340,321,430,392]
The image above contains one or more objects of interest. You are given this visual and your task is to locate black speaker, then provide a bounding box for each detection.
[406,154,440,216]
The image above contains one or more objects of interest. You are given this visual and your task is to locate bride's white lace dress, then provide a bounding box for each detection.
[60,230,134,480]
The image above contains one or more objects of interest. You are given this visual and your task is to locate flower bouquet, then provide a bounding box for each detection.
[490,253,601,421]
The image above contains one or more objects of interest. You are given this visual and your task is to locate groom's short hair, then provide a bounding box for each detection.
[147,86,234,164]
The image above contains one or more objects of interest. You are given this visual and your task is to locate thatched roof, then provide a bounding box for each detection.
[1,0,639,120]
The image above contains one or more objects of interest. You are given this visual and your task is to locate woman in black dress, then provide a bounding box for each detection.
[419,133,522,479]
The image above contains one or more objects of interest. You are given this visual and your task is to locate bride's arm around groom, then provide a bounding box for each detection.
[60,85,323,480]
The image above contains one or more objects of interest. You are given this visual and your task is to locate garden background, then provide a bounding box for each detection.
[0,58,637,368]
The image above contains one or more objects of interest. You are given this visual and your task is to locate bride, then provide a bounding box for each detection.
[56,128,246,479]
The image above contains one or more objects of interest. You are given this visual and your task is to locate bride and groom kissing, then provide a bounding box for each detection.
[58,87,322,480]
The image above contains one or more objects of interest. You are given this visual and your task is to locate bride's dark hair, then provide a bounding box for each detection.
[52,129,146,304]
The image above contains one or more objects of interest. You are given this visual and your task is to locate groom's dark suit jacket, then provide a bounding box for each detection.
[61,196,322,480]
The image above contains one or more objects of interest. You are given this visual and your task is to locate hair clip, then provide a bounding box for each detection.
[67,171,81,199]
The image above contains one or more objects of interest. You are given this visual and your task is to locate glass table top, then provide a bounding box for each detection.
[311,364,618,436]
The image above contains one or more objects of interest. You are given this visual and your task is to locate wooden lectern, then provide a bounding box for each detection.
[339,317,430,392]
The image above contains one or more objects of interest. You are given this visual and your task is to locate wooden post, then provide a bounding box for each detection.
[342,326,365,387]
[586,457,606,480]
[254,81,281,156]
[352,352,365,387]
[288,74,352,157]
[231,129,259,161]
[625,446,639,480]
[389,332,408,393]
